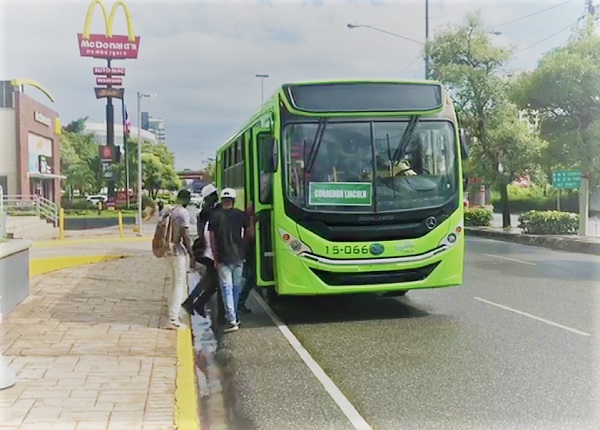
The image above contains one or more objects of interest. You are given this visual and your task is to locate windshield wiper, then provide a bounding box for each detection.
[305,117,328,174]
[392,115,419,164]
[386,134,396,198]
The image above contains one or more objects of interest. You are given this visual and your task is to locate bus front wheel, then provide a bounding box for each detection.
[261,286,280,304]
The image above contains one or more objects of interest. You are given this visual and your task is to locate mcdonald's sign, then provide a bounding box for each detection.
[77,0,140,59]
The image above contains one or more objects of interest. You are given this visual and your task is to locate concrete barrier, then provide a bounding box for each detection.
[0,239,33,320]
[466,227,600,256]
[0,239,32,390]
[0,348,16,389]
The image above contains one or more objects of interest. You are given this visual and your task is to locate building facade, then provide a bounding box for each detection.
[84,122,158,146]
[141,111,165,143]
[0,80,63,205]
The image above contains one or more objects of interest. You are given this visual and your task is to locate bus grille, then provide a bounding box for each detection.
[310,262,439,286]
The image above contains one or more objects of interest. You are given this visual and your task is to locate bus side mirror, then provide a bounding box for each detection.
[460,128,469,159]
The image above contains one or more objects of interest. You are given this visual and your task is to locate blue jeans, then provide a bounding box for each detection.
[218,262,244,324]
[239,257,255,309]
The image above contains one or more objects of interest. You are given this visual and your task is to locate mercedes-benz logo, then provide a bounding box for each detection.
[425,216,437,230]
[370,243,385,256]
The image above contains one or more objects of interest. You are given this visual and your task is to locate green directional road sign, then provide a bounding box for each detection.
[552,170,582,189]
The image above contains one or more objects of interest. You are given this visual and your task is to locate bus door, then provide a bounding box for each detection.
[252,127,276,287]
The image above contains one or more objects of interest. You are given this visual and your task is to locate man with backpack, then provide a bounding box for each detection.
[153,189,195,329]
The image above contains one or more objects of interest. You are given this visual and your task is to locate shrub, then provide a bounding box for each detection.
[518,210,579,235]
[61,198,96,210]
[464,208,493,226]
[489,184,580,213]
[142,195,156,210]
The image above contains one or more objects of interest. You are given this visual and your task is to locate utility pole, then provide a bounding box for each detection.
[425,0,430,79]
[580,0,595,235]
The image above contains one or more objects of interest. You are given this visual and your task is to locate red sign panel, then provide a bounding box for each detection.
[77,33,140,59]
[93,67,126,76]
[99,145,113,161]
[96,77,123,86]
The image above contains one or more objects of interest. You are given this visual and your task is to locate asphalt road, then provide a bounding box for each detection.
[217,237,600,430]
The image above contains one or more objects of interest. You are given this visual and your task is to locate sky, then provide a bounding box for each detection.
[0,0,589,170]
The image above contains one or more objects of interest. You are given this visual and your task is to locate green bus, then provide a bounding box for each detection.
[215,79,468,302]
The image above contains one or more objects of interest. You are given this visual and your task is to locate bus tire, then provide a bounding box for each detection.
[262,286,280,304]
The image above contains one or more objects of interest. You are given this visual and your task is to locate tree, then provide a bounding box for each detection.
[426,12,545,227]
[512,18,600,189]
[60,118,183,201]
[60,118,101,196]
[140,142,181,198]
[204,161,215,182]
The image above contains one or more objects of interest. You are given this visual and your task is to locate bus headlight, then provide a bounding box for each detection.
[279,228,312,254]
[289,239,302,252]
[439,223,463,248]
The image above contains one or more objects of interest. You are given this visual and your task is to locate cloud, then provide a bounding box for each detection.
[0,0,585,169]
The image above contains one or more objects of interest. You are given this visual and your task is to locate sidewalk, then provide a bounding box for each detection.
[468,213,600,256]
[0,240,199,429]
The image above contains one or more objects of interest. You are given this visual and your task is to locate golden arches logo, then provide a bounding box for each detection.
[77,0,140,59]
[82,0,135,41]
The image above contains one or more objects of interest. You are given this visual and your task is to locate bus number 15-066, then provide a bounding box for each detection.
[325,245,369,255]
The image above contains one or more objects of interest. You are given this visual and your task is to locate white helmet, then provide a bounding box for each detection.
[220,188,236,199]
[201,183,217,198]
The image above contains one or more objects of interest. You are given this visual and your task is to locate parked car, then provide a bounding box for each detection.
[85,195,107,206]
[190,193,203,207]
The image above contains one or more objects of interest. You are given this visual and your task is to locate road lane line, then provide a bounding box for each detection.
[474,297,591,337]
[253,292,374,430]
[482,253,536,266]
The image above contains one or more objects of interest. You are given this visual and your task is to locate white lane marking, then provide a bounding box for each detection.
[474,297,591,337]
[482,253,536,266]
[253,292,374,430]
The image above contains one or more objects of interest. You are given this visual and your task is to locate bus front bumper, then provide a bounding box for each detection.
[273,237,465,296]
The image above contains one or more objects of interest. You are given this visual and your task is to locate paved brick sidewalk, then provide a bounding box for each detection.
[0,255,178,430]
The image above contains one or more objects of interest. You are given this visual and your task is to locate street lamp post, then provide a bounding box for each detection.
[136,91,157,237]
[255,74,269,103]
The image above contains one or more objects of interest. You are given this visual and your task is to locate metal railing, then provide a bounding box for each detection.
[1,194,58,227]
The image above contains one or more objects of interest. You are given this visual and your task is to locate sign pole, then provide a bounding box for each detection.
[557,189,560,211]
[105,58,116,207]
[137,91,143,237]
[122,98,130,208]
[579,174,590,236]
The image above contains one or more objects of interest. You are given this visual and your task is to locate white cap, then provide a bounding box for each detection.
[220,188,236,199]
[201,183,217,198]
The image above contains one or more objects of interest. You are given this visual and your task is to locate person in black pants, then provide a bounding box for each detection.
[237,205,257,314]
[181,184,223,318]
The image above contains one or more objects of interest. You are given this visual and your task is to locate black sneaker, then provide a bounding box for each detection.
[224,322,239,333]
[193,302,207,318]
[181,300,194,316]
[239,304,252,314]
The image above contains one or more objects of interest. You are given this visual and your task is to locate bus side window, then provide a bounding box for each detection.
[258,134,274,204]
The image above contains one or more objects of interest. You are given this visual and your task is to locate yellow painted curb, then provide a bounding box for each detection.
[175,326,201,430]
[33,237,151,248]
[30,255,124,277]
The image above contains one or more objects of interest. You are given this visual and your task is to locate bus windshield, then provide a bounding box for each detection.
[283,120,458,213]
